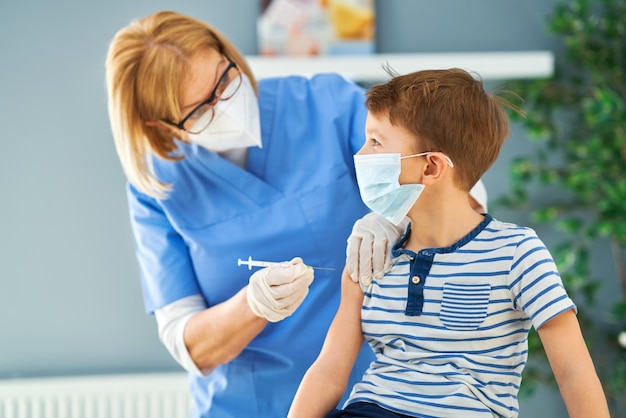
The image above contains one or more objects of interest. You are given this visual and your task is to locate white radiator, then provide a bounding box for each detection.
[0,373,192,418]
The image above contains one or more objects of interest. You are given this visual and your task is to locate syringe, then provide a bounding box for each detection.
[237,256,335,271]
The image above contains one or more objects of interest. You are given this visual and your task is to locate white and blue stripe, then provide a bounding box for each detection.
[344,216,575,417]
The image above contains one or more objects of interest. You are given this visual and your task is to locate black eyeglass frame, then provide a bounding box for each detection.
[161,56,238,132]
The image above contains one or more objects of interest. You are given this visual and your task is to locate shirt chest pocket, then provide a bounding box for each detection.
[439,282,491,331]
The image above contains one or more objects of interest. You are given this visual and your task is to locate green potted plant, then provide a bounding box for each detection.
[499,0,625,414]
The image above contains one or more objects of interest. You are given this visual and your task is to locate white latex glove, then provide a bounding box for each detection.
[346,212,409,288]
[246,257,314,322]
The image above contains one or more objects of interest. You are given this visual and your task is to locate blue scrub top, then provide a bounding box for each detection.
[127,74,374,418]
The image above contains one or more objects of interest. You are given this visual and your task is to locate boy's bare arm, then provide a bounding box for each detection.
[288,269,365,418]
[538,309,610,418]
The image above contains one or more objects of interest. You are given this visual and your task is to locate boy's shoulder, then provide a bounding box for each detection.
[484,217,539,239]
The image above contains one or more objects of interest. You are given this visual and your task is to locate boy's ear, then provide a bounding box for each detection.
[421,152,452,185]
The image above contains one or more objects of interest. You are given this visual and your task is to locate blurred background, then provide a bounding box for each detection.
[1,1,622,417]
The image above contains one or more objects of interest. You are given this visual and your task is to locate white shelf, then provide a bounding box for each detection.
[245,51,554,82]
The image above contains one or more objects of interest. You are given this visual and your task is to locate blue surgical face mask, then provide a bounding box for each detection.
[353,152,454,225]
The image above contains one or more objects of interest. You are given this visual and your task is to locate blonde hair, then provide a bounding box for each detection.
[105,10,257,199]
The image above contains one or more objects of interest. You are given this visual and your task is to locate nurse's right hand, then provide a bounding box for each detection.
[246,257,314,322]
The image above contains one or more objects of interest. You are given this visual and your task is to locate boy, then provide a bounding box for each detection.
[288,69,609,417]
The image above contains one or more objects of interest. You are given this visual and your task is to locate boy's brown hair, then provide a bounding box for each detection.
[366,68,514,191]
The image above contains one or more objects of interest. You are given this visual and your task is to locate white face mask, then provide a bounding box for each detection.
[187,75,262,152]
[353,153,425,225]
[353,152,454,225]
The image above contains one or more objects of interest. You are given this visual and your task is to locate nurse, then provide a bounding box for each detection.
[105,10,399,418]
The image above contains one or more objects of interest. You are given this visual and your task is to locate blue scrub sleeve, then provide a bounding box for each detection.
[126,183,201,314]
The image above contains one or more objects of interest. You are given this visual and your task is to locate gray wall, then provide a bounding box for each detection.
[2,1,615,416]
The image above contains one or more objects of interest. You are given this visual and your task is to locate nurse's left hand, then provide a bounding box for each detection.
[246,257,314,322]
[346,213,408,288]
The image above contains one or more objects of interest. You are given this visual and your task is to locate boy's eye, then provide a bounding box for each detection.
[369,138,381,146]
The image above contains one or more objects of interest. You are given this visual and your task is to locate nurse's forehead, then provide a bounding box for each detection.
[182,49,223,108]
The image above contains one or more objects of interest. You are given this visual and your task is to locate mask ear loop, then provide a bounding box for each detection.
[438,153,454,168]
[401,151,454,168]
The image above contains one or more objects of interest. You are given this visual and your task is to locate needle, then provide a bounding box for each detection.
[237,256,335,271]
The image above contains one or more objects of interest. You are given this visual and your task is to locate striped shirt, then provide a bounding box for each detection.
[344,215,575,418]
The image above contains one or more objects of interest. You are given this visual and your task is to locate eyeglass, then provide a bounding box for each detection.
[162,56,243,134]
